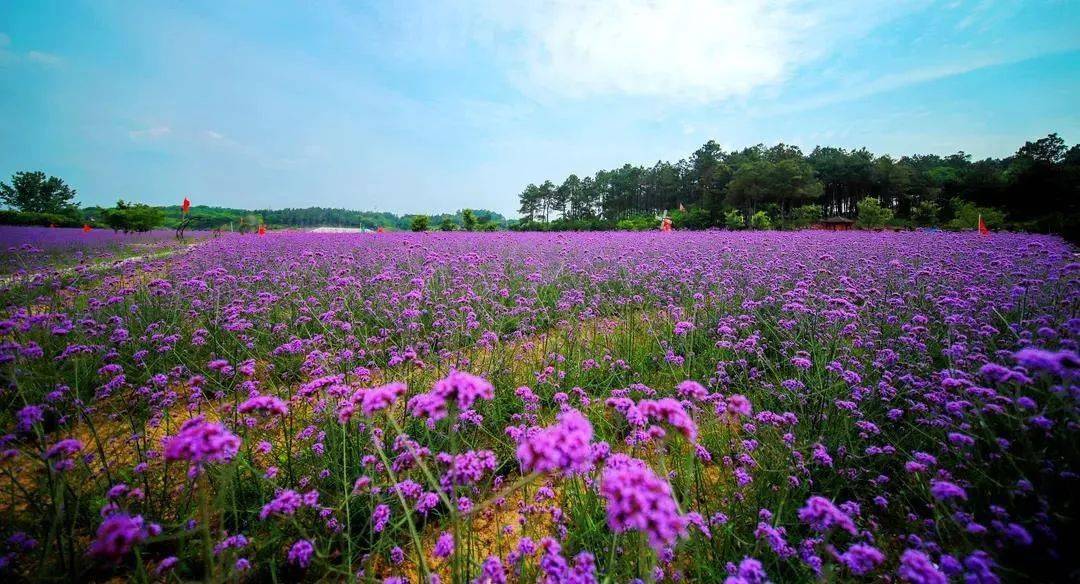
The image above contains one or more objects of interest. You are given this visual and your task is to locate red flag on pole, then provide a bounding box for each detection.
[181,197,191,214]
[978,214,989,236]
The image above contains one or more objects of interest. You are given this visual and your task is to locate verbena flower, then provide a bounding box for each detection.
[516,409,594,475]
[163,416,241,469]
[797,496,857,535]
[600,457,687,552]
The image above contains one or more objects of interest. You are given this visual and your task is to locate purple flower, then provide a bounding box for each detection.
[44,438,82,460]
[929,480,967,502]
[797,496,856,535]
[16,405,44,432]
[477,555,506,584]
[898,549,946,584]
[439,449,497,487]
[372,504,391,532]
[516,409,594,475]
[600,457,687,552]
[676,380,708,400]
[88,514,149,561]
[639,397,698,442]
[361,382,407,416]
[238,395,289,416]
[163,417,241,468]
[154,556,179,575]
[726,395,752,417]
[434,531,454,559]
[839,543,884,576]
[725,557,767,584]
[287,539,314,568]
[1013,347,1079,377]
[421,371,494,412]
[260,490,303,520]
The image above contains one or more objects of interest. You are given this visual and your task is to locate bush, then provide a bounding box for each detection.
[790,204,823,228]
[0,209,83,228]
[438,218,455,231]
[856,197,894,229]
[462,209,477,232]
[616,215,659,231]
[749,211,772,230]
[100,201,165,233]
[912,201,940,227]
[410,215,429,232]
[670,207,712,230]
[724,210,744,230]
[946,198,1006,231]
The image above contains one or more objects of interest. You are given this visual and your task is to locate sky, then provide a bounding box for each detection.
[1,1,1078,216]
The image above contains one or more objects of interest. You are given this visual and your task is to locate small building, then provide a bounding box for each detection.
[812,216,856,231]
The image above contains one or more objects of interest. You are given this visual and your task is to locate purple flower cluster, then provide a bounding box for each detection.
[516,409,594,475]
[163,416,241,470]
[600,456,687,552]
[408,371,494,420]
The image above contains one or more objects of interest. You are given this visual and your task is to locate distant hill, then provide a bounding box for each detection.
[80,205,509,231]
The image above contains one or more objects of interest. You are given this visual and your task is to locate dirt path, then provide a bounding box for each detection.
[0,241,202,288]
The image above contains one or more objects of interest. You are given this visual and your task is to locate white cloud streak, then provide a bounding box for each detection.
[467,0,925,102]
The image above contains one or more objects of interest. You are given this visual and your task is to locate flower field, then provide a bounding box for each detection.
[0,227,208,276]
[1,229,1077,582]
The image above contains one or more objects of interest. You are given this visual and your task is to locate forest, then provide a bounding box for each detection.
[515,133,1079,239]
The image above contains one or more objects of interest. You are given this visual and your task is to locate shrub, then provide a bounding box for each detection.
[410,215,430,232]
[855,197,894,229]
[946,198,1006,231]
[790,204,823,228]
[749,210,772,230]
[911,201,940,227]
[724,209,744,230]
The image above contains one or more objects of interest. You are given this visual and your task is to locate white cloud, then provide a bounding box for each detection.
[0,34,64,67]
[204,130,225,140]
[129,126,172,140]
[26,50,62,66]
[474,0,922,102]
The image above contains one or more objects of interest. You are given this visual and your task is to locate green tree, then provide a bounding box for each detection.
[911,200,940,227]
[791,204,823,228]
[462,209,477,231]
[0,171,78,213]
[410,215,429,232]
[101,199,164,233]
[855,197,894,228]
[438,217,455,231]
[724,209,744,230]
[749,210,772,230]
[946,198,1005,231]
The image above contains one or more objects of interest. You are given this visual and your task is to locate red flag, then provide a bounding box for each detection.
[978,214,989,236]
[258,224,266,236]
[82,224,92,233]
[181,197,191,214]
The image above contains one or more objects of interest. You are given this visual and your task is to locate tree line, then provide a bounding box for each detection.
[514,133,1079,239]
[0,173,508,232]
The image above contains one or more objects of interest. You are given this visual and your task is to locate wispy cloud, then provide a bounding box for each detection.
[0,33,63,67]
[25,50,62,66]
[129,125,171,141]
[459,0,926,102]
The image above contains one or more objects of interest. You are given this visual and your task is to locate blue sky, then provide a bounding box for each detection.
[1,1,1077,216]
